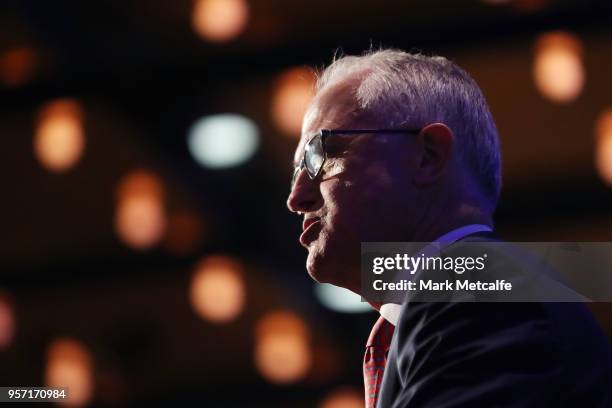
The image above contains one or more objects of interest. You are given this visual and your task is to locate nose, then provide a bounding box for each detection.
[287,167,321,214]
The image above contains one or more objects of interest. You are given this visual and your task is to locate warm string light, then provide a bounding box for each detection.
[533,31,585,103]
[190,255,246,323]
[114,170,167,250]
[0,293,15,350]
[254,310,312,383]
[34,99,85,172]
[0,47,37,87]
[320,387,364,408]
[45,338,94,407]
[192,0,249,43]
[271,66,315,137]
[595,108,612,186]
[163,211,205,256]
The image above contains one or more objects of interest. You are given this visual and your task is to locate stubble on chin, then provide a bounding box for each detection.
[304,234,362,294]
[305,240,327,284]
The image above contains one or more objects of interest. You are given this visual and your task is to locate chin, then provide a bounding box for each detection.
[305,249,329,283]
[305,241,360,292]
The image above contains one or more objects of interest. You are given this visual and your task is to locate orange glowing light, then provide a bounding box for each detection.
[190,255,245,323]
[114,194,166,250]
[45,338,93,407]
[0,47,36,87]
[116,169,165,203]
[255,310,308,339]
[163,211,204,256]
[595,109,612,186]
[533,31,584,103]
[0,294,15,350]
[254,310,311,383]
[320,387,364,408]
[512,0,551,13]
[34,99,85,172]
[114,170,167,250]
[192,0,249,43]
[271,66,315,137]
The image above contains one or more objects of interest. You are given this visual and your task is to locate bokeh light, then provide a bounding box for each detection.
[163,211,204,256]
[533,31,584,103]
[115,196,166,250]
[0,47,37,87]
[188,113,259,169]
[315,284,372,313]
[45,338,94,407]
[512,0,551,12]
[254,310,311,383]
[190,255,245,323]
[34,99,85,172]
[595,108,612,186]
[192,0,249,43]
[116,169,165,203]
[320,387,364,408]
[114,170,166,250]
[271,66,315,137]
[0,293,16,350]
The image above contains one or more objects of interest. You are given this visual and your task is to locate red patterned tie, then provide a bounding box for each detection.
[363,316,395,408]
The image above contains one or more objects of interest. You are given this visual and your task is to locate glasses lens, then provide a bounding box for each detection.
[304,134,325,178]
[291,164,301,189]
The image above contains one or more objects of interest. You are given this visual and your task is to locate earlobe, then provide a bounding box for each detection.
[413,123,454,186]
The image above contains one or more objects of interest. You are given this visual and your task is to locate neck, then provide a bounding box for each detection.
[410,198,493,243]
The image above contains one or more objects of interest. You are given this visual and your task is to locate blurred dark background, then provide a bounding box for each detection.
[0,0,611,406]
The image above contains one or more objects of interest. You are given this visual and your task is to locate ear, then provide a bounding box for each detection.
[413,123,454,185]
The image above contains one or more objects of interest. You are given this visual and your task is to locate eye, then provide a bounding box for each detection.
[325,139,350,156]
[325,146,342,157]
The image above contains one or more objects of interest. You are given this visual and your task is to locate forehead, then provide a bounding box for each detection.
[293,80,361,165]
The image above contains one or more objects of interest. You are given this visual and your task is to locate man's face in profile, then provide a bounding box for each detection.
[287,81,421,294]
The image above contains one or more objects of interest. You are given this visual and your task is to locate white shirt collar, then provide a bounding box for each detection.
[379,224,493,326]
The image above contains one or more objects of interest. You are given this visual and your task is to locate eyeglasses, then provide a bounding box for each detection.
[291,128,422,189]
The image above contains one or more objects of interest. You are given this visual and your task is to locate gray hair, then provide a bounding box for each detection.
[315,48,502,209]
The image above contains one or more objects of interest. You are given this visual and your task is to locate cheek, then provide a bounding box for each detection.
[362,161,395,197]
[321,168,391,233]
[324,160,413,238]
[319,180,359,238]
[344,161,397,205]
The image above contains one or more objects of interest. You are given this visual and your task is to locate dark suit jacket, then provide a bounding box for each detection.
[377,234,612,407]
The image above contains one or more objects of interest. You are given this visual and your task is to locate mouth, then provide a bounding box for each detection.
[299,217,322,248]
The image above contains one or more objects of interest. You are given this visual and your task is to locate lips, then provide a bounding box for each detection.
[300,217,322,247]
[302,217,319,232]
